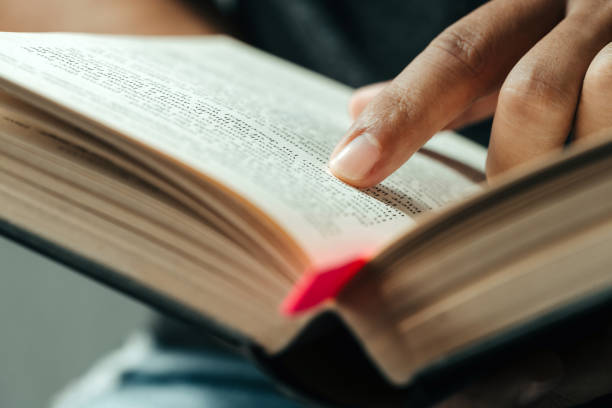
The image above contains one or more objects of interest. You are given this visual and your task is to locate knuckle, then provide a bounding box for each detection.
[429,27,486,77]
[380,84,422,126]
[499,70,572,119]
[583,44,612,96]
[568,0,612,21]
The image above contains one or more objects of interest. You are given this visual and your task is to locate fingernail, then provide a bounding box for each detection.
[329,133,381,182]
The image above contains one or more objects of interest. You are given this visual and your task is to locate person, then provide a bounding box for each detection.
[4,0,610,406]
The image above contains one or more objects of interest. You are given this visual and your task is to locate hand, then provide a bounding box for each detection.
[435,326,612,407]
[328,0,612,187]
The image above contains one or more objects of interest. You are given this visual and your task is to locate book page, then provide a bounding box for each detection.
[0,33,484,267]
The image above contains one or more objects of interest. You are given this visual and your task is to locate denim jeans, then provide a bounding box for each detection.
[51,322,305,408]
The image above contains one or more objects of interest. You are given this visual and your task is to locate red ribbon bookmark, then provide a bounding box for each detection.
[280,256,369,316]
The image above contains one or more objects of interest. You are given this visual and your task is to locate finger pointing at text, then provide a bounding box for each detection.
[329,0,612,187]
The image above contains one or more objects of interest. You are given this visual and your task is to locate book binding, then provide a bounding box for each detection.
[281,256,369,316]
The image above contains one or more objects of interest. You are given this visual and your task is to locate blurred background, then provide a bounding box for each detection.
[0,3,213,407]
[0,3,211,406]
[0,236,152,408]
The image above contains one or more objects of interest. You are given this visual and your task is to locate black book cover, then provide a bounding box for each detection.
[4,217,612,407]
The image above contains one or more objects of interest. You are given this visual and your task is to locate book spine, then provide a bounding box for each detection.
[281,256,369,316]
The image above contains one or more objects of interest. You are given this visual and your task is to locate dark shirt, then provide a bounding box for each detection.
[216,0,485,86]
[212,0,491,143]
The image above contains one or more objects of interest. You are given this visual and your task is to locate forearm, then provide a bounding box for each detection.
[0,0,224,35]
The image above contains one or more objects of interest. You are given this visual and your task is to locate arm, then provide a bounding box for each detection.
[0,0,225,35]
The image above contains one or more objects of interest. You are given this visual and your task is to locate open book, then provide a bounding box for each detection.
[1,33,611,407]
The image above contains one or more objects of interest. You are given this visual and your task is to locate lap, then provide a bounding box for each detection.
[51,319,304,408]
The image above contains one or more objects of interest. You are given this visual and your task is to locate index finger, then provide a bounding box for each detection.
[329,0,564,187]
